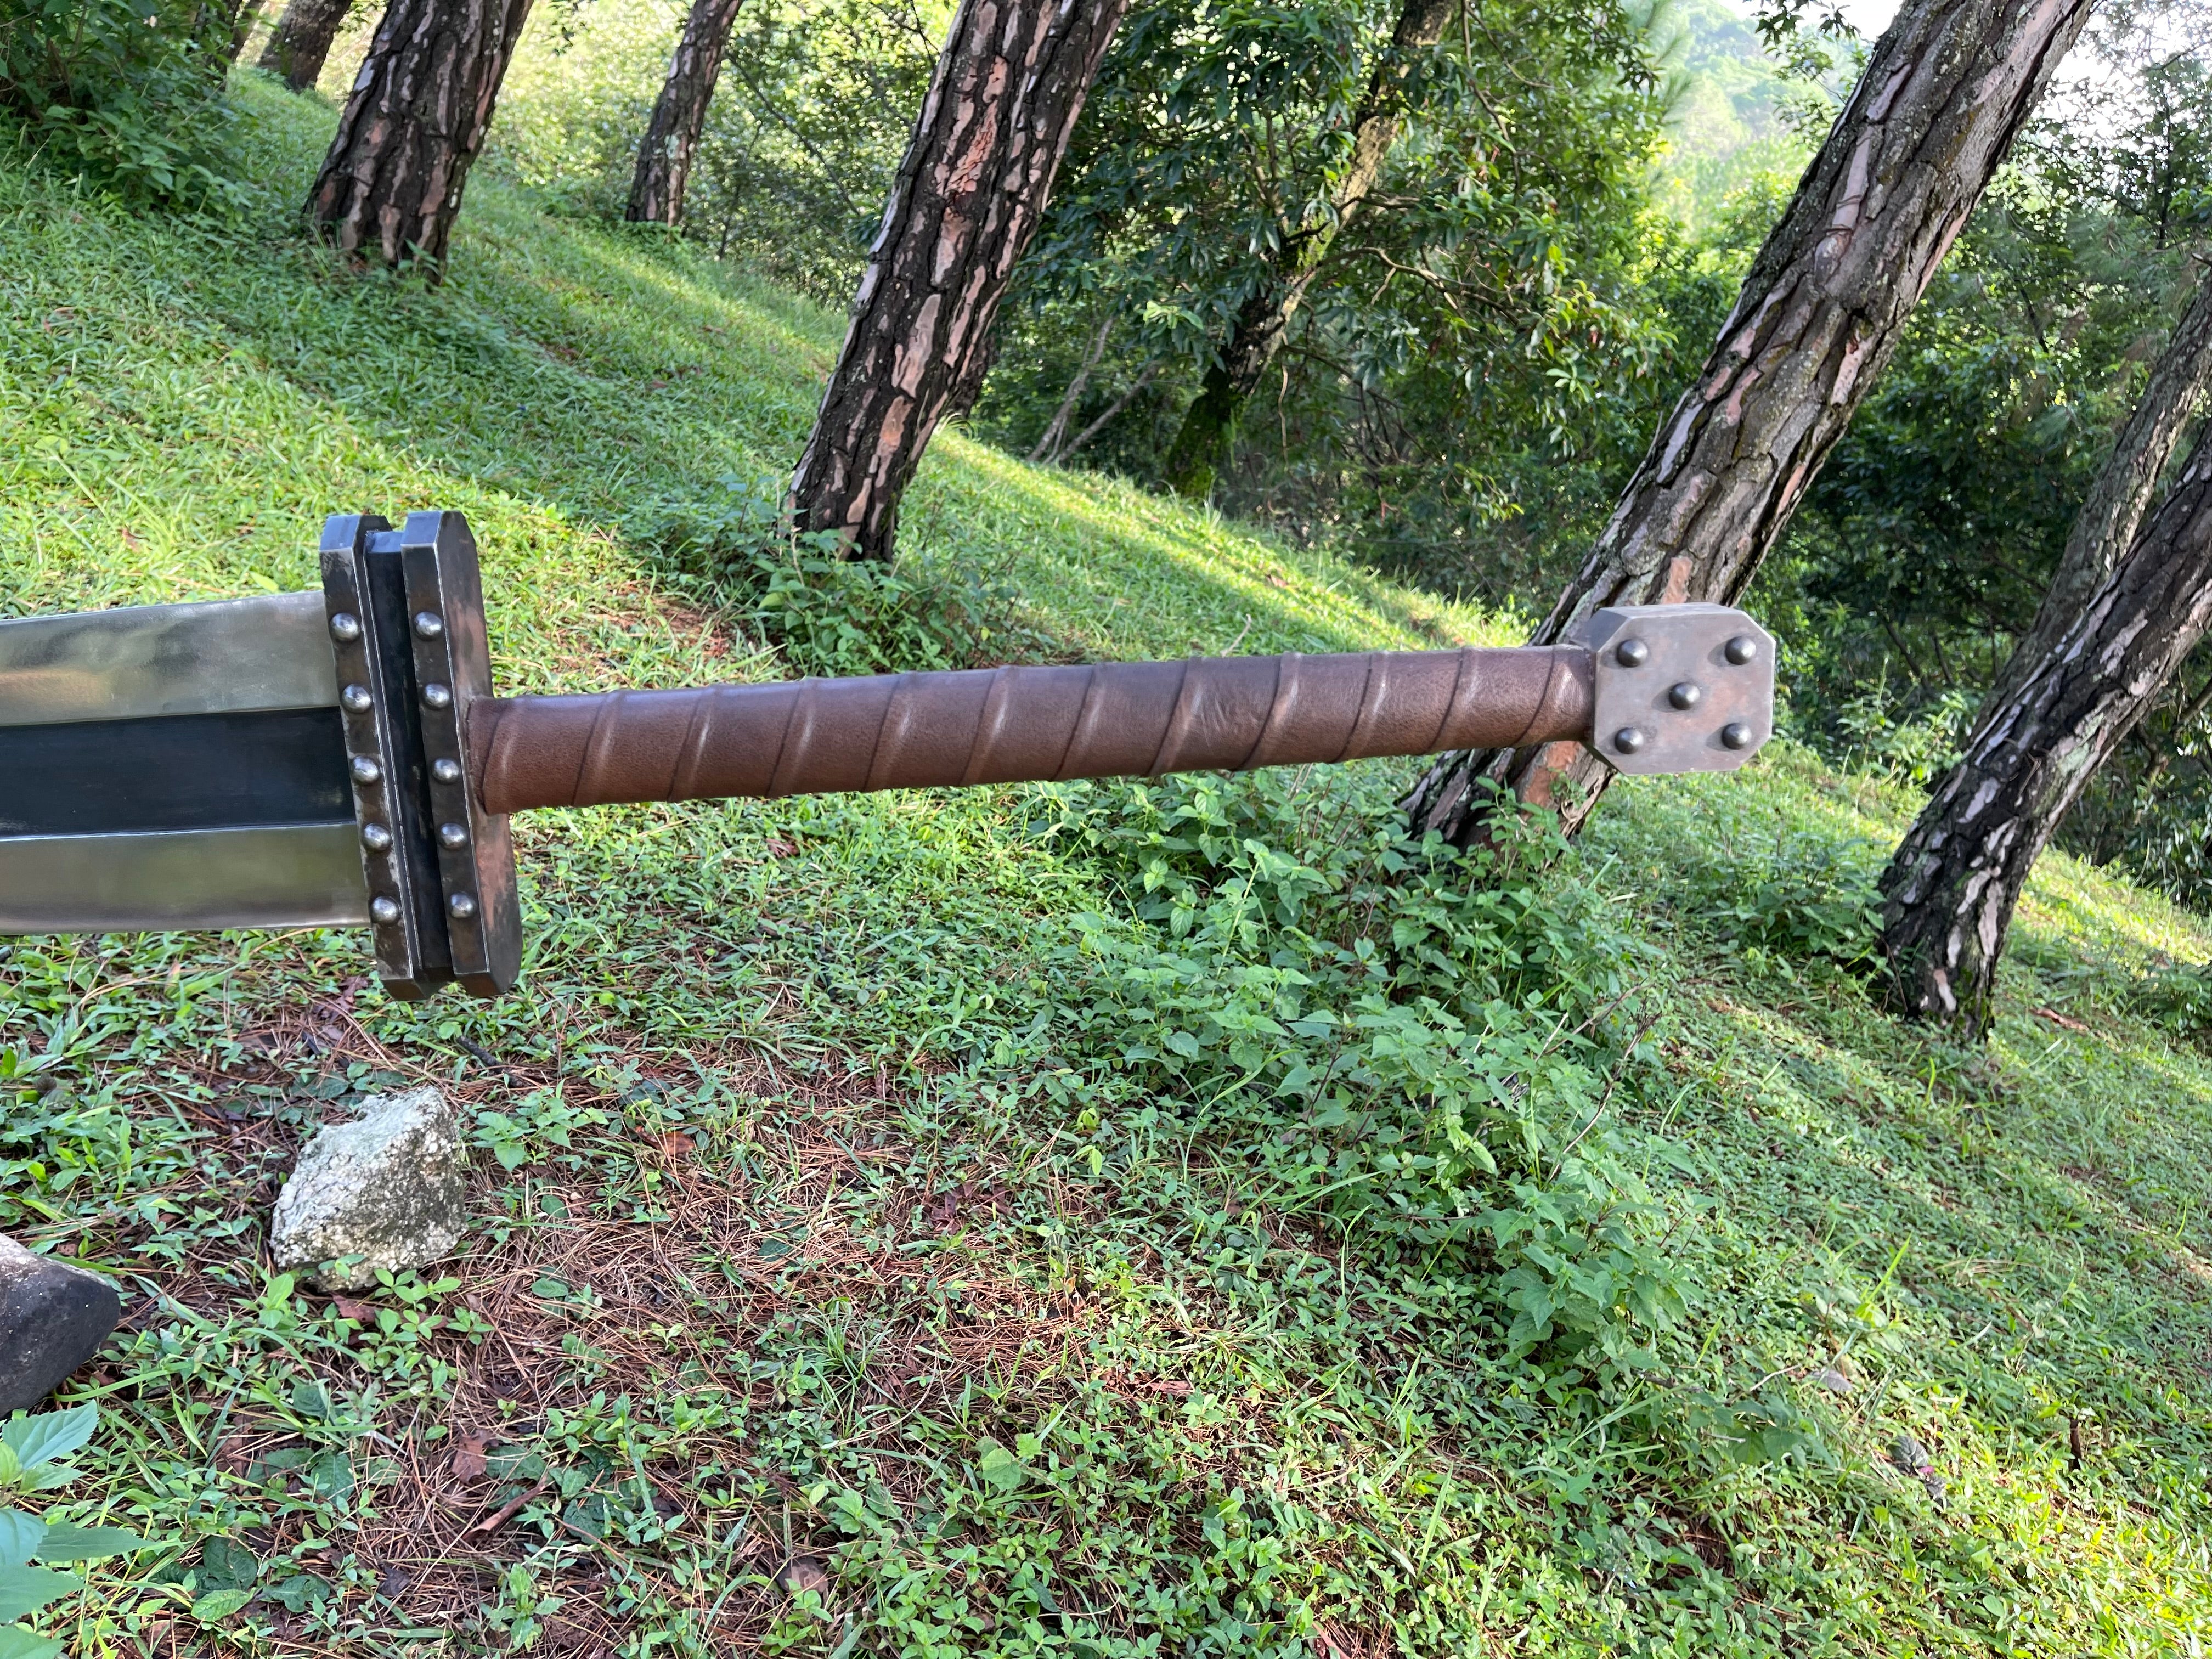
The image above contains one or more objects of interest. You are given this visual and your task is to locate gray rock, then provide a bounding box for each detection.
[272,1087,469,1290]
[0,1237,121,1412]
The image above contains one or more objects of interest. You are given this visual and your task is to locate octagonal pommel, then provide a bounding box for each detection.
[1576,603,1774,775]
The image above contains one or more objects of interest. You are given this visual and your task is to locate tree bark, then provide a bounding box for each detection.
[1878,419,2212,1034]
[624,0,746,226]
[787,0,1131,561]
[303,0,536,277]
[1401,0,2095,845]
[1982,261,2212,708]
[1159,0,1458,499]
[258,0,357,91]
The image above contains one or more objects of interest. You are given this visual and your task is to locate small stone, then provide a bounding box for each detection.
[0,1236,121,1412]
[774,1554,831,1601]
[272,1087,468,1291]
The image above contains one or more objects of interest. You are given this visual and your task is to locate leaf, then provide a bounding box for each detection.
[0,1624,61,1659]
[449,1430,492,1482]
[31,1523,145,1562]
[0,1564,79,1622]
[0,1517,40,1573]
[1,1409,94,1472]
[974,1441,1028,1493]
[189,1588,253,1622]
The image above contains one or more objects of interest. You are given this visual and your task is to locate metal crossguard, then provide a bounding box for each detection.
[0,511,1775,999]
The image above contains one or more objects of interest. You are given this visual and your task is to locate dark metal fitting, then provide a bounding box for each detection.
[341,684,374,713]
[1668,681,1702,710]
[438,822,469,849]
[370,896,401,924]
[1721,722,1753,750]
[448,893,477,919]
[361,823,393,852]
[1725,635,1759,665]
[1615,638,1650,668]
[329,613,362,643]
[413,611,444,640]
[1576,602,1774,775]
[1613,727,1647,754]
[350,755,382,785]
[432,758,462,784]
[422,683,453,710]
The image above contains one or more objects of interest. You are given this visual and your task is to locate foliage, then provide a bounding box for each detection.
[974,0,1675,561]
[0,1406,166,1656]
[635,475,1062,675]
[0,0,239,205]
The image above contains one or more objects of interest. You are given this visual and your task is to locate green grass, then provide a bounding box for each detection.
[4,75,2212,1659]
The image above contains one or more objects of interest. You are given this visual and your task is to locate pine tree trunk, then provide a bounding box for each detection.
[1982,267,2212,708]
[258,0,356,90]
[225,0,266,63]
[1159,0,1457,499]
[624,0,746,225]
[788,0,1130,561]
[304,0,536,277]
[1878,421,2212,1034]
[1401,0,2095,845]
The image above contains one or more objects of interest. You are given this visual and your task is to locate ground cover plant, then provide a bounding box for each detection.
[3,69,2212,1658]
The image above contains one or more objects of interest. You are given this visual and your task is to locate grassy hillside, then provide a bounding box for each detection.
[5,77,2212,1658]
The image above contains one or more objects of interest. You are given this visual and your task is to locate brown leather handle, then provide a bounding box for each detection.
[468,647,1594,815]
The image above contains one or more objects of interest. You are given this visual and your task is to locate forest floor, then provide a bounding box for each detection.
[5,75,2212,1659]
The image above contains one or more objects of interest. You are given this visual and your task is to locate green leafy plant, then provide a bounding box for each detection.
[0,1406,166,1657]
[0,0,241,206]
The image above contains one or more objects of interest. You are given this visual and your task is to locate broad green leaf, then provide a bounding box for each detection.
[189,1588,252,1622]
[0,1410,94,1472]
[0,1564,78,1622]
[0,1447,19,1488]
[974,1441,1028,1492]
[0,1624,61,1659]
[31,1523,144,1562]
[0,1517,40,1572]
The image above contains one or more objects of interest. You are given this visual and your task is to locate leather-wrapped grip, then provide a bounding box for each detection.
[469,647,1594,815]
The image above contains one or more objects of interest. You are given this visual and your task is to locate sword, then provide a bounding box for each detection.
[1,511,1775,1000]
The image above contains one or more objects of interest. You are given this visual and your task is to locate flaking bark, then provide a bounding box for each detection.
[1160,0,1458,499]
[258,0,357,91]
[1402,0,2095,845]
[1982,262,2212,708]
[625,0,747,225]
[1878,420,2212,1034]
[788,0,1130,561]
[303,0,536,276]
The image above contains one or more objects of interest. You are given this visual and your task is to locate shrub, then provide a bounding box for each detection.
[1020,770,1691,1384]
[0,0,240,207]
[634,476,1058,678]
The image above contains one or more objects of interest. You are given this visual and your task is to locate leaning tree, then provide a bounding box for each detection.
[787,0,1130,561]
[1401,0,2098,846]
[258,0,356,89]
[304,0,535,274]
[1880,266,2212,1033]
[625,0,746,225]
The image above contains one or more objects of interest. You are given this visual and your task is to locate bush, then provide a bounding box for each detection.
[0,0,240,206]
[634,476,1059,678]
[1019,770,1691,1385]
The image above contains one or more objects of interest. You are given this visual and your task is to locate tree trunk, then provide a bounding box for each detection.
[258,0,357,91]
[303,0,536,277]
[787,0,1131,561]
[1878,419,2212,1034]
[1982,264,2212,708]
[1159,0,1457,499]
[225,0,267,63]
[1401,0,2095,845]
[624,0,746,226]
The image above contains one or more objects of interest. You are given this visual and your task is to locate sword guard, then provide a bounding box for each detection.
[320,513,521,1000]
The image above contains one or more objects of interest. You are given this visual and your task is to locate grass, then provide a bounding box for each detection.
[4,70,2212,1659]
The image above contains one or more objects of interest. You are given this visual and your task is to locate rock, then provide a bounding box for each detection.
[272,1087,468,1290]
[0,1235,122,1412]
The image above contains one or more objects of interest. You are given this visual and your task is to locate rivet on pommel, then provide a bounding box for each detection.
[369,896,401,924]
[361,823,393,853]
[1668,681,1702,710]
[1614,727,1647,755]
[1615,638,1650,668]
[329,612,362,643]
[422,682,453,710]
[350,755,382,785]
[432,758,463,785]
[1725,635,1759,665]
[341,684,373,713]
[438,822,469,850]
[448,893,478,919]
[413,611,444,640]
[1722,722,1754,751]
